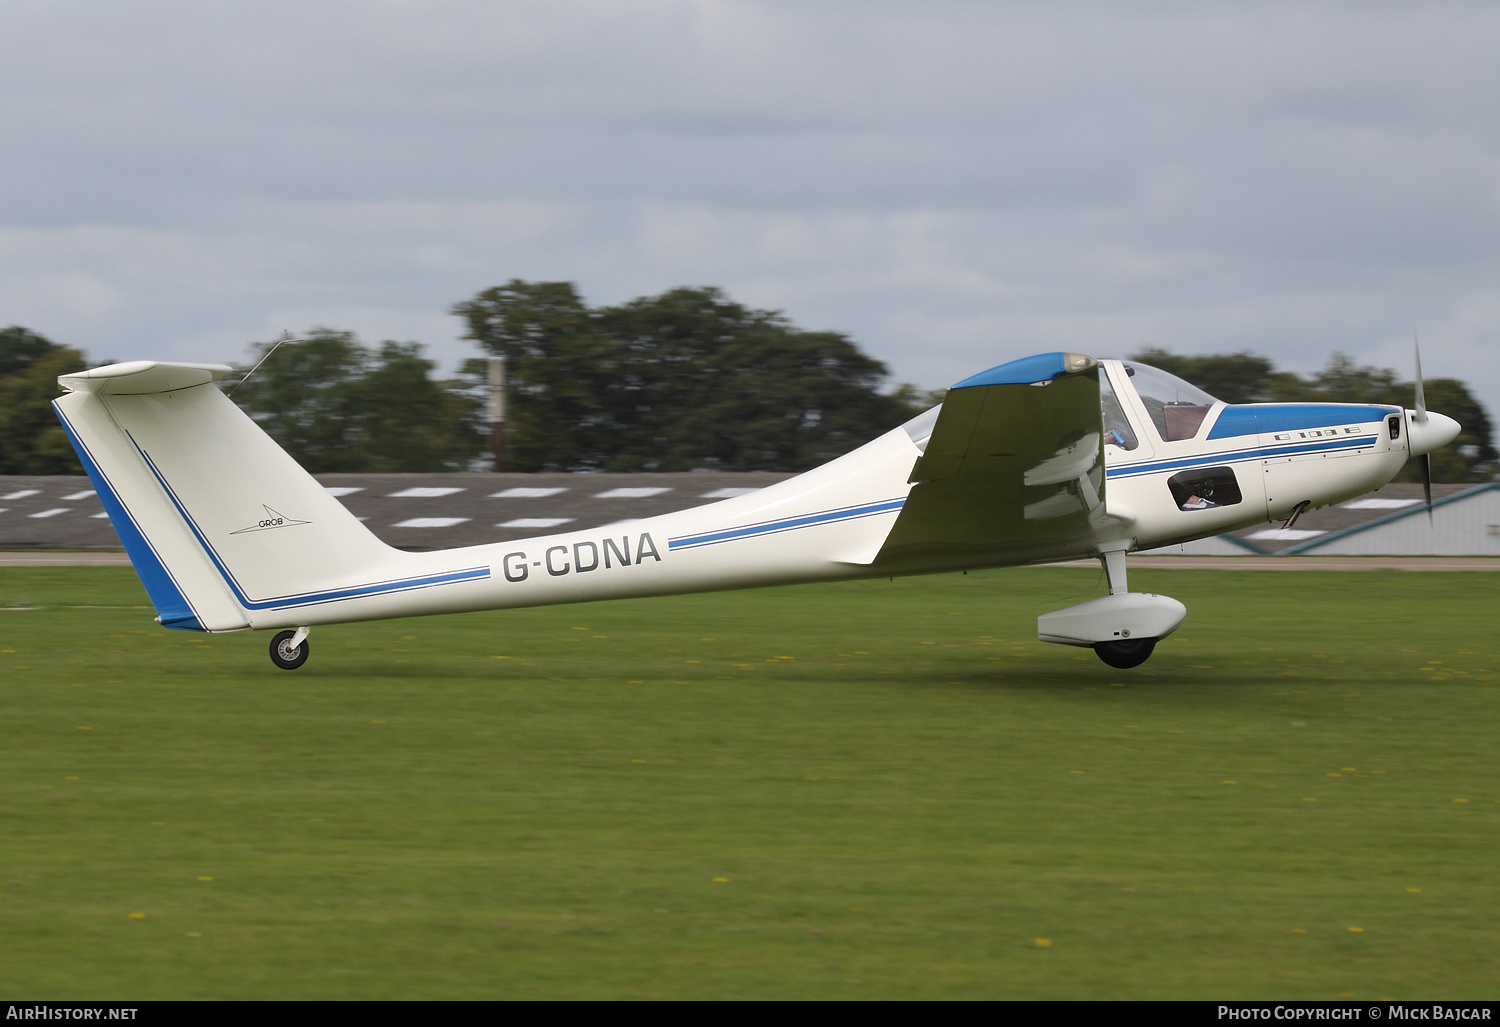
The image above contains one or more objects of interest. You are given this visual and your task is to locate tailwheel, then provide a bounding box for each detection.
[1094,637,1157,669]
[269,628,310,670]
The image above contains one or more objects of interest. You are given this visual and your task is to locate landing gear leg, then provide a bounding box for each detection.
[1093,544,1157,669]
[1101,547,1128,596]
[270,626,310,670]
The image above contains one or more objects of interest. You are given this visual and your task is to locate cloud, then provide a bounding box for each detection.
[1,0,1498,414]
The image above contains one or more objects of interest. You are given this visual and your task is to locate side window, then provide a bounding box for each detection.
[1100,372,1138,451]
[900,404,941,453]
[1167,466,1242,511]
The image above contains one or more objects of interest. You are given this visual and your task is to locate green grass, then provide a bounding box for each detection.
[1,566,1497,999]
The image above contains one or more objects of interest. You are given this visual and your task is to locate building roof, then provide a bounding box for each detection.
[0,473,794,551]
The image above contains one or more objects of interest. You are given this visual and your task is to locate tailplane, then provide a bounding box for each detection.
[54,361,400,632]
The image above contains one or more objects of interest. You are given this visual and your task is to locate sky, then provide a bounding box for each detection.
[3,0,1499,415]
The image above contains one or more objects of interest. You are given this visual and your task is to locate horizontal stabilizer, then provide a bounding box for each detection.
[59,361,234,396]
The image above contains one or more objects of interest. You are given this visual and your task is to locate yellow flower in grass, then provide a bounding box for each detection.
[128,912,145,919]
[1032,938,1051,948]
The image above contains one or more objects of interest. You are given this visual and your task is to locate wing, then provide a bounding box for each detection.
[874,352,1107,570]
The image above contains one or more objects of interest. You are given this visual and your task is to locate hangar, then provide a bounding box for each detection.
[1125,483,1498,557]
[1282,482,1500,556]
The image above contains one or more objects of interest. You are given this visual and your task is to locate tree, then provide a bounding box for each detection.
[889,382,948,414]
[228,329,484,473]
[1131,348,1496,483]
[352,342,487,473]
[0,326,87,475]
[451,282,619,472]
[452,281,915,472]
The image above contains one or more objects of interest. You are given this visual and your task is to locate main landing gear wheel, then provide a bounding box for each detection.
[1094,637,1157,669]
[269,630,310,670]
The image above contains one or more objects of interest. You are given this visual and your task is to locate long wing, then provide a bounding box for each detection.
[874,352,1107,571]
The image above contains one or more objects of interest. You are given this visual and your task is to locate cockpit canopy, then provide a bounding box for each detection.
[1091,359,1225,452]
[1120,362,1220,442]
[902,357,1223,455]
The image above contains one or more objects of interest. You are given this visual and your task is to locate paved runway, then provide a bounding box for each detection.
[3,551,1497,570]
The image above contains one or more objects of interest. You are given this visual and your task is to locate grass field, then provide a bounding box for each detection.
[1,565,1497,1000]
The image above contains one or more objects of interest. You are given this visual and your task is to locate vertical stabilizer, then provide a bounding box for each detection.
[54,361,403,632]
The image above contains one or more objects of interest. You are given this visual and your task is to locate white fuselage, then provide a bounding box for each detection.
[237,362,1412,631]
[55,356,1441,637]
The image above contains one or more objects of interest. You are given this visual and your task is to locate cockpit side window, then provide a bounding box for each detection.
[1100,371,1138,451]
[1123,363,1220,443]
[901,404,942,454]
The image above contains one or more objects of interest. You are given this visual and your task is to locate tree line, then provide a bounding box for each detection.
[0,288,1494,482]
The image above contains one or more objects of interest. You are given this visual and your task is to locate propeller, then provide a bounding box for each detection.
[1413,337,1432,522]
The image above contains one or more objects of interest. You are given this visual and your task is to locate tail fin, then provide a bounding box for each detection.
[54,361,399,632]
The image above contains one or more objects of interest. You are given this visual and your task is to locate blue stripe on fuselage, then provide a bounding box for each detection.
[668,498,906,551]
[1206,403,1395,440]
[1106,433,1377,480]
